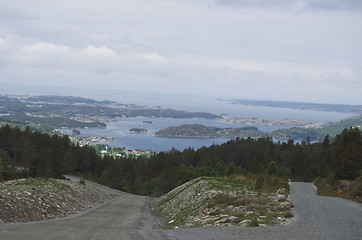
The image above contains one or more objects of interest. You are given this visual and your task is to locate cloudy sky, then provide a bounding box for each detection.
[0,0,361,104]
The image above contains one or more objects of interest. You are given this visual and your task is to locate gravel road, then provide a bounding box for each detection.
[1,181,361,240]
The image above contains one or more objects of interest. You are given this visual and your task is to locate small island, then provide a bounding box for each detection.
[154,124,265,138]
[72,129,81,135]
[129,128,148,133]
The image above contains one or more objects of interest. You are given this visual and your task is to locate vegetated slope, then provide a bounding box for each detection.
[0,178,115,223]
[1,125,360,202]
[271,114,362,140]
[154,124,265,138]
[0,95,221,130]
[152,176,293,229]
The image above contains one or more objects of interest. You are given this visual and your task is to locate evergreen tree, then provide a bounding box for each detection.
[266,161,280,176]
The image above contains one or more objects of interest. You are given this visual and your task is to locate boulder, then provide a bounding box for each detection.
[209,208,221,216]
[279,201,291,210]
[276,188,286,195]
[239,219,251,227]
[227,216,239,223]
[277,194,287,202]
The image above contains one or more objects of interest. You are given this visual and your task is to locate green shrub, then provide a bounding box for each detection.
[79,178,86,185]
[249,219,259,227]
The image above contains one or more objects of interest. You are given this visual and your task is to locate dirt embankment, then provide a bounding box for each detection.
[0,178,116,223]
[152,177,293,229]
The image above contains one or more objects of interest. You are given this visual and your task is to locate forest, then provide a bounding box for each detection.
[0,124,361,199]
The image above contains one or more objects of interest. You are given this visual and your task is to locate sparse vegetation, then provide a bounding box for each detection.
[153,176,292,228]
[79,178,86,185]
[314,176,362,203]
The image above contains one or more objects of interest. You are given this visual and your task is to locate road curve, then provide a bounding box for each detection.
[0,182,361,240]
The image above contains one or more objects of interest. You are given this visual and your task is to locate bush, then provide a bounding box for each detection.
[266,161,280,176]
[249,219,259,227]
[284,211,294,218]
[79,178,86,185]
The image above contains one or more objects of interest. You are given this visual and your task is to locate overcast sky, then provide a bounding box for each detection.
[0,0,361,104]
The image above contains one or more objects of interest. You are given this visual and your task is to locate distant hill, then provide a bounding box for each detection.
[155,115,362,141]
[154,124,265,138]
[231,99,362,114]
[0,95,221,130]
[271,114,362,140]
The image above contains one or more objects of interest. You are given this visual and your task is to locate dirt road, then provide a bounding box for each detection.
[0,181,361,240]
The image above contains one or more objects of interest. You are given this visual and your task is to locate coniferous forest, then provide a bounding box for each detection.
[0,124,361,198]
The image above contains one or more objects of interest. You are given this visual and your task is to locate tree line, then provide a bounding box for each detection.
[0,124,360,196]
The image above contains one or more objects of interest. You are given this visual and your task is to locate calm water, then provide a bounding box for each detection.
[2,83,356,151]
[61,117,289,152]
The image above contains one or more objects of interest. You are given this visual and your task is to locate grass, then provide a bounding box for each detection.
[314,176,362,203]
[2,178,71,192]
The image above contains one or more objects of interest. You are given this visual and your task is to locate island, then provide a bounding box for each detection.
[154,124,265,138]
[230,99,362,114]
[129,128,148,133]
[270,114,362,140]
[72,129,81,135]
[0,95,221,131]
[224,116,313,127]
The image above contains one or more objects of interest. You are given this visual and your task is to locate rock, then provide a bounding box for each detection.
[227,216,239,223]
[277,194,287,202]
[234,206,244,214]
[279,201,291,210]
[276,188,286,195]
[239,219,251,227]
[209,208,221,216]
[215,218,228,224]
[226,205,234,211]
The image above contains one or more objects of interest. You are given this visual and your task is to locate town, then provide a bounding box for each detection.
[58,131,157,159]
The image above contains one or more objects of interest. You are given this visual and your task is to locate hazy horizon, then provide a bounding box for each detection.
[1,0,361,104]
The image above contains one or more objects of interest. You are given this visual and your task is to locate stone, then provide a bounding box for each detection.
[234,206,244,214]
[277,194,287,202]
[276,188,286,195]
[226,205,235,211]
[279,201,291,210]
[209,208,221,216]
[239,219,251,227]
[227,216,239,223]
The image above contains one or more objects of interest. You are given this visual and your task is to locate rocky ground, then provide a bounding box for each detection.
[152,176,294,229]
[0,178,116,223]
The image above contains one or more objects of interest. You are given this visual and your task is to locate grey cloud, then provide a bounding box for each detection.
[216,0,362,11]
[0,0,361,104]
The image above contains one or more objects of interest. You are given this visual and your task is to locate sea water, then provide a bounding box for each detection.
[1,83,356,151]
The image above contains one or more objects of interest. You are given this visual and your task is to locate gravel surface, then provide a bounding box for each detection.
[1,181,361,240]
[154,182,362,240]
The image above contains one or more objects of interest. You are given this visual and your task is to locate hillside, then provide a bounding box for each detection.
[0,178,115,223]
[154,124,265,138]
[152,176,293,228]
[271,114,362,140]
[0,95,221,130]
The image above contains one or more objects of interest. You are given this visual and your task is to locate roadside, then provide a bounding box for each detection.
[0,177,117,223]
